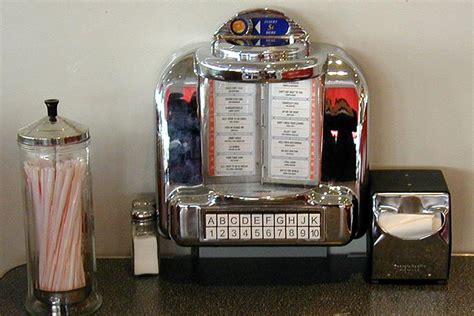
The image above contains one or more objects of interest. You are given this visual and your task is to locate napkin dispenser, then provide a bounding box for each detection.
[369,170,451,283]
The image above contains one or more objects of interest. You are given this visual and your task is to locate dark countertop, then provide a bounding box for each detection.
[1,256,473,315]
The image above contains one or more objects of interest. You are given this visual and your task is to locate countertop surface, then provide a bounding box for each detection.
[1,256,473,315]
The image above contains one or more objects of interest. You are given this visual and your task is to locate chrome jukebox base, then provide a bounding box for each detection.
[168,183,357,246]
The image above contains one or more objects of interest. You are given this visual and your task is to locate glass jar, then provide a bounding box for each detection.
[17,99,102,315]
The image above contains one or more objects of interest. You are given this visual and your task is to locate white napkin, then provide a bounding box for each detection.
[379,212,443,240]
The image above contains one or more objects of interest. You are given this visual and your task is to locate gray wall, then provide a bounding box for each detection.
[1,1,472,276]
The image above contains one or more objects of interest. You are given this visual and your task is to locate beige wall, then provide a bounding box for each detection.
[1,1,472,276]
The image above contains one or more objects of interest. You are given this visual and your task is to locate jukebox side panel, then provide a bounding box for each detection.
[155,46,203,237]
[321,87,358,183]
[315,43,370,239]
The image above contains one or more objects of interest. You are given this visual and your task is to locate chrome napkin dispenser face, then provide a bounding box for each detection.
[369,170,451,283]
[155,9,369,247]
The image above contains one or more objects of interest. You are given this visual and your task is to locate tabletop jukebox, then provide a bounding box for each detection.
[155,9,369,249]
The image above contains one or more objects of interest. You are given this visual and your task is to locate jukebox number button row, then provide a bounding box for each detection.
[204,213,321,241]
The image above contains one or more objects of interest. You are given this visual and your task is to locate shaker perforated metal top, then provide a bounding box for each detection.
[131,197,156,221]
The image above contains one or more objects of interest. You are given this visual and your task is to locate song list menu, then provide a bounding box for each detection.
[208,81,257,176]
[267,80,317,181]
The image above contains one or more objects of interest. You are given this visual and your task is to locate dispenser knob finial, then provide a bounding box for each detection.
[44,99,59,122]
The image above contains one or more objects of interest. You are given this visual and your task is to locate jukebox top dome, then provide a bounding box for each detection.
[196,8,325,82]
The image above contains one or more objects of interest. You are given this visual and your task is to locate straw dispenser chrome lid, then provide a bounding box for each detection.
[17,99,89,146]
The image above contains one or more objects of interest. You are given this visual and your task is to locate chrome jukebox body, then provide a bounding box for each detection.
[155,9,369,247]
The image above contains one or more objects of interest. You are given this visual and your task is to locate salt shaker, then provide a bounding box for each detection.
[17,99,102,315]
[131,197,159,275]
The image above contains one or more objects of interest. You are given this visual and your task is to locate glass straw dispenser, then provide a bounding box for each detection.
[17,99,102,315]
